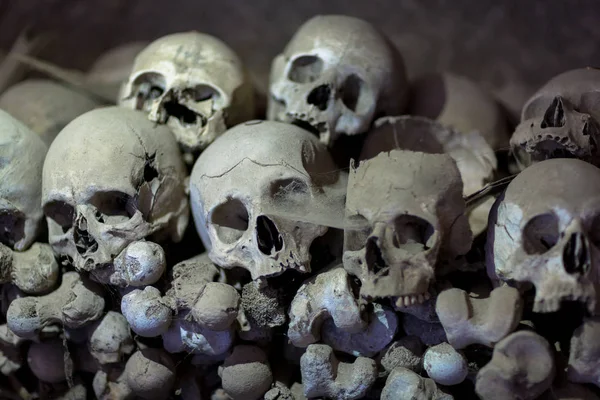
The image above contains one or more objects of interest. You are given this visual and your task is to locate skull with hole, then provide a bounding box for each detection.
[487,158,600,313]
[190,120,347,279]
[0,109,47,251]
[42,107,189,285]
[120,32,254,156]
[510,68,600,169]
[343,150,472,307]
[268,15,407,145]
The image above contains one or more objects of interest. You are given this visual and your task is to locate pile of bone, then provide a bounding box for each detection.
[0,14,599,400]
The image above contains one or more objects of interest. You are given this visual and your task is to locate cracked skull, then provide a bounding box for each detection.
[42,107,188,280]
[343,150,472,305]
[0,109,47,251]
[120,31,254,155]
[190,120,347,279]
[487,158,600,313]
[510,68,600,168]
[267,15,407,145]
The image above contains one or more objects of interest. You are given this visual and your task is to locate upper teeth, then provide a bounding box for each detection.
[396,292,431,307]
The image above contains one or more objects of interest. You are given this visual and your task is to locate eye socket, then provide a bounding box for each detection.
[393,215,435,251]
[339,74,371,114]
[132,72,166,109]
[89,191,136,224]
[522,213,560,255]
[182,84,220,102]
[44,201,75,232]
[210,198,249,244]
[288,55,324,83]
[0,210,26,247]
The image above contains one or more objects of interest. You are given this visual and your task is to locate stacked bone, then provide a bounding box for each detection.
[0,13,598,400]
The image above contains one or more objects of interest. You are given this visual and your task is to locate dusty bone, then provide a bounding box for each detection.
[42,106,189,278]
[0,242,59,294]
[360,115,496,235]
[423,342,468,386]
[87,311,134,365]
[268,14,407,145]
[0,79,100,146]
[343,149,472,301]
[190,120,347,280]
[87,41,149,101]
[125,349,176,400]
[300,343,377,399]
[487,158,600,313]
[219,345,273,400]
[120,32,254,154]
[0,27,46,93]
[240,280,286,330]
[0,109,48,251]
[436,286,523,349]
[121,286,171,337]
[93,365,132,400]
[409,72,510,151]
[568,317,600,387]
[7,271,104,339]
[475,331,556,400]
[166,253,240,331]
[288,265,365,347]
[0,324,25,375]
[162,313,235,356]
[378,335,424,374]
[27,339,70,383]
[510,68,600,168]
[381,367,454,400]
[321,303,398,357]
[95,240,167,287]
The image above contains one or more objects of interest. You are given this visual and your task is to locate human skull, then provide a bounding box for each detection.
[343,150,472,305]
[42,107,188,282]
[487,158,600,313]
[268,15,407,145]
[120,32,254,156]
[510,68,600,169]
[190,120,347,279]
[0,109,47,251]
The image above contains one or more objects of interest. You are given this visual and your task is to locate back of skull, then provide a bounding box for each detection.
[268,15,407,145]
[42,107,188,272]
[0,109,47,251]
[344,150,471,299]
[488,158,600,313]
[120,32,254,153]
[511,68,600,168]
[190,120,347,279]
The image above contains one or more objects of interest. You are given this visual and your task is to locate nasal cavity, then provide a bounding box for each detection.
[256,216,283,255]
[74,216,98,255]
[563,232,590,275]
[365,237,387,274]
[307,85,331,111]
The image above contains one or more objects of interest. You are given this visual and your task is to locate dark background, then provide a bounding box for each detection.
[1,0,598,117]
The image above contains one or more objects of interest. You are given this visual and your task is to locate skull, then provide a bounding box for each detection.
[190,120,347,279]
[510,68,600,169]
[343,150,472,305]
[0,109,47,251]
[487,158,600,313]
[120,32,254,156]
[268,15,407,145]
[42,107,188,281]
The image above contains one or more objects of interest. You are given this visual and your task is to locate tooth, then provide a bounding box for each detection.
[404,296,411,307]
[417,294,424,304]
[409,296,416,305]
[424,292,431,300]
[395,297,404,308]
